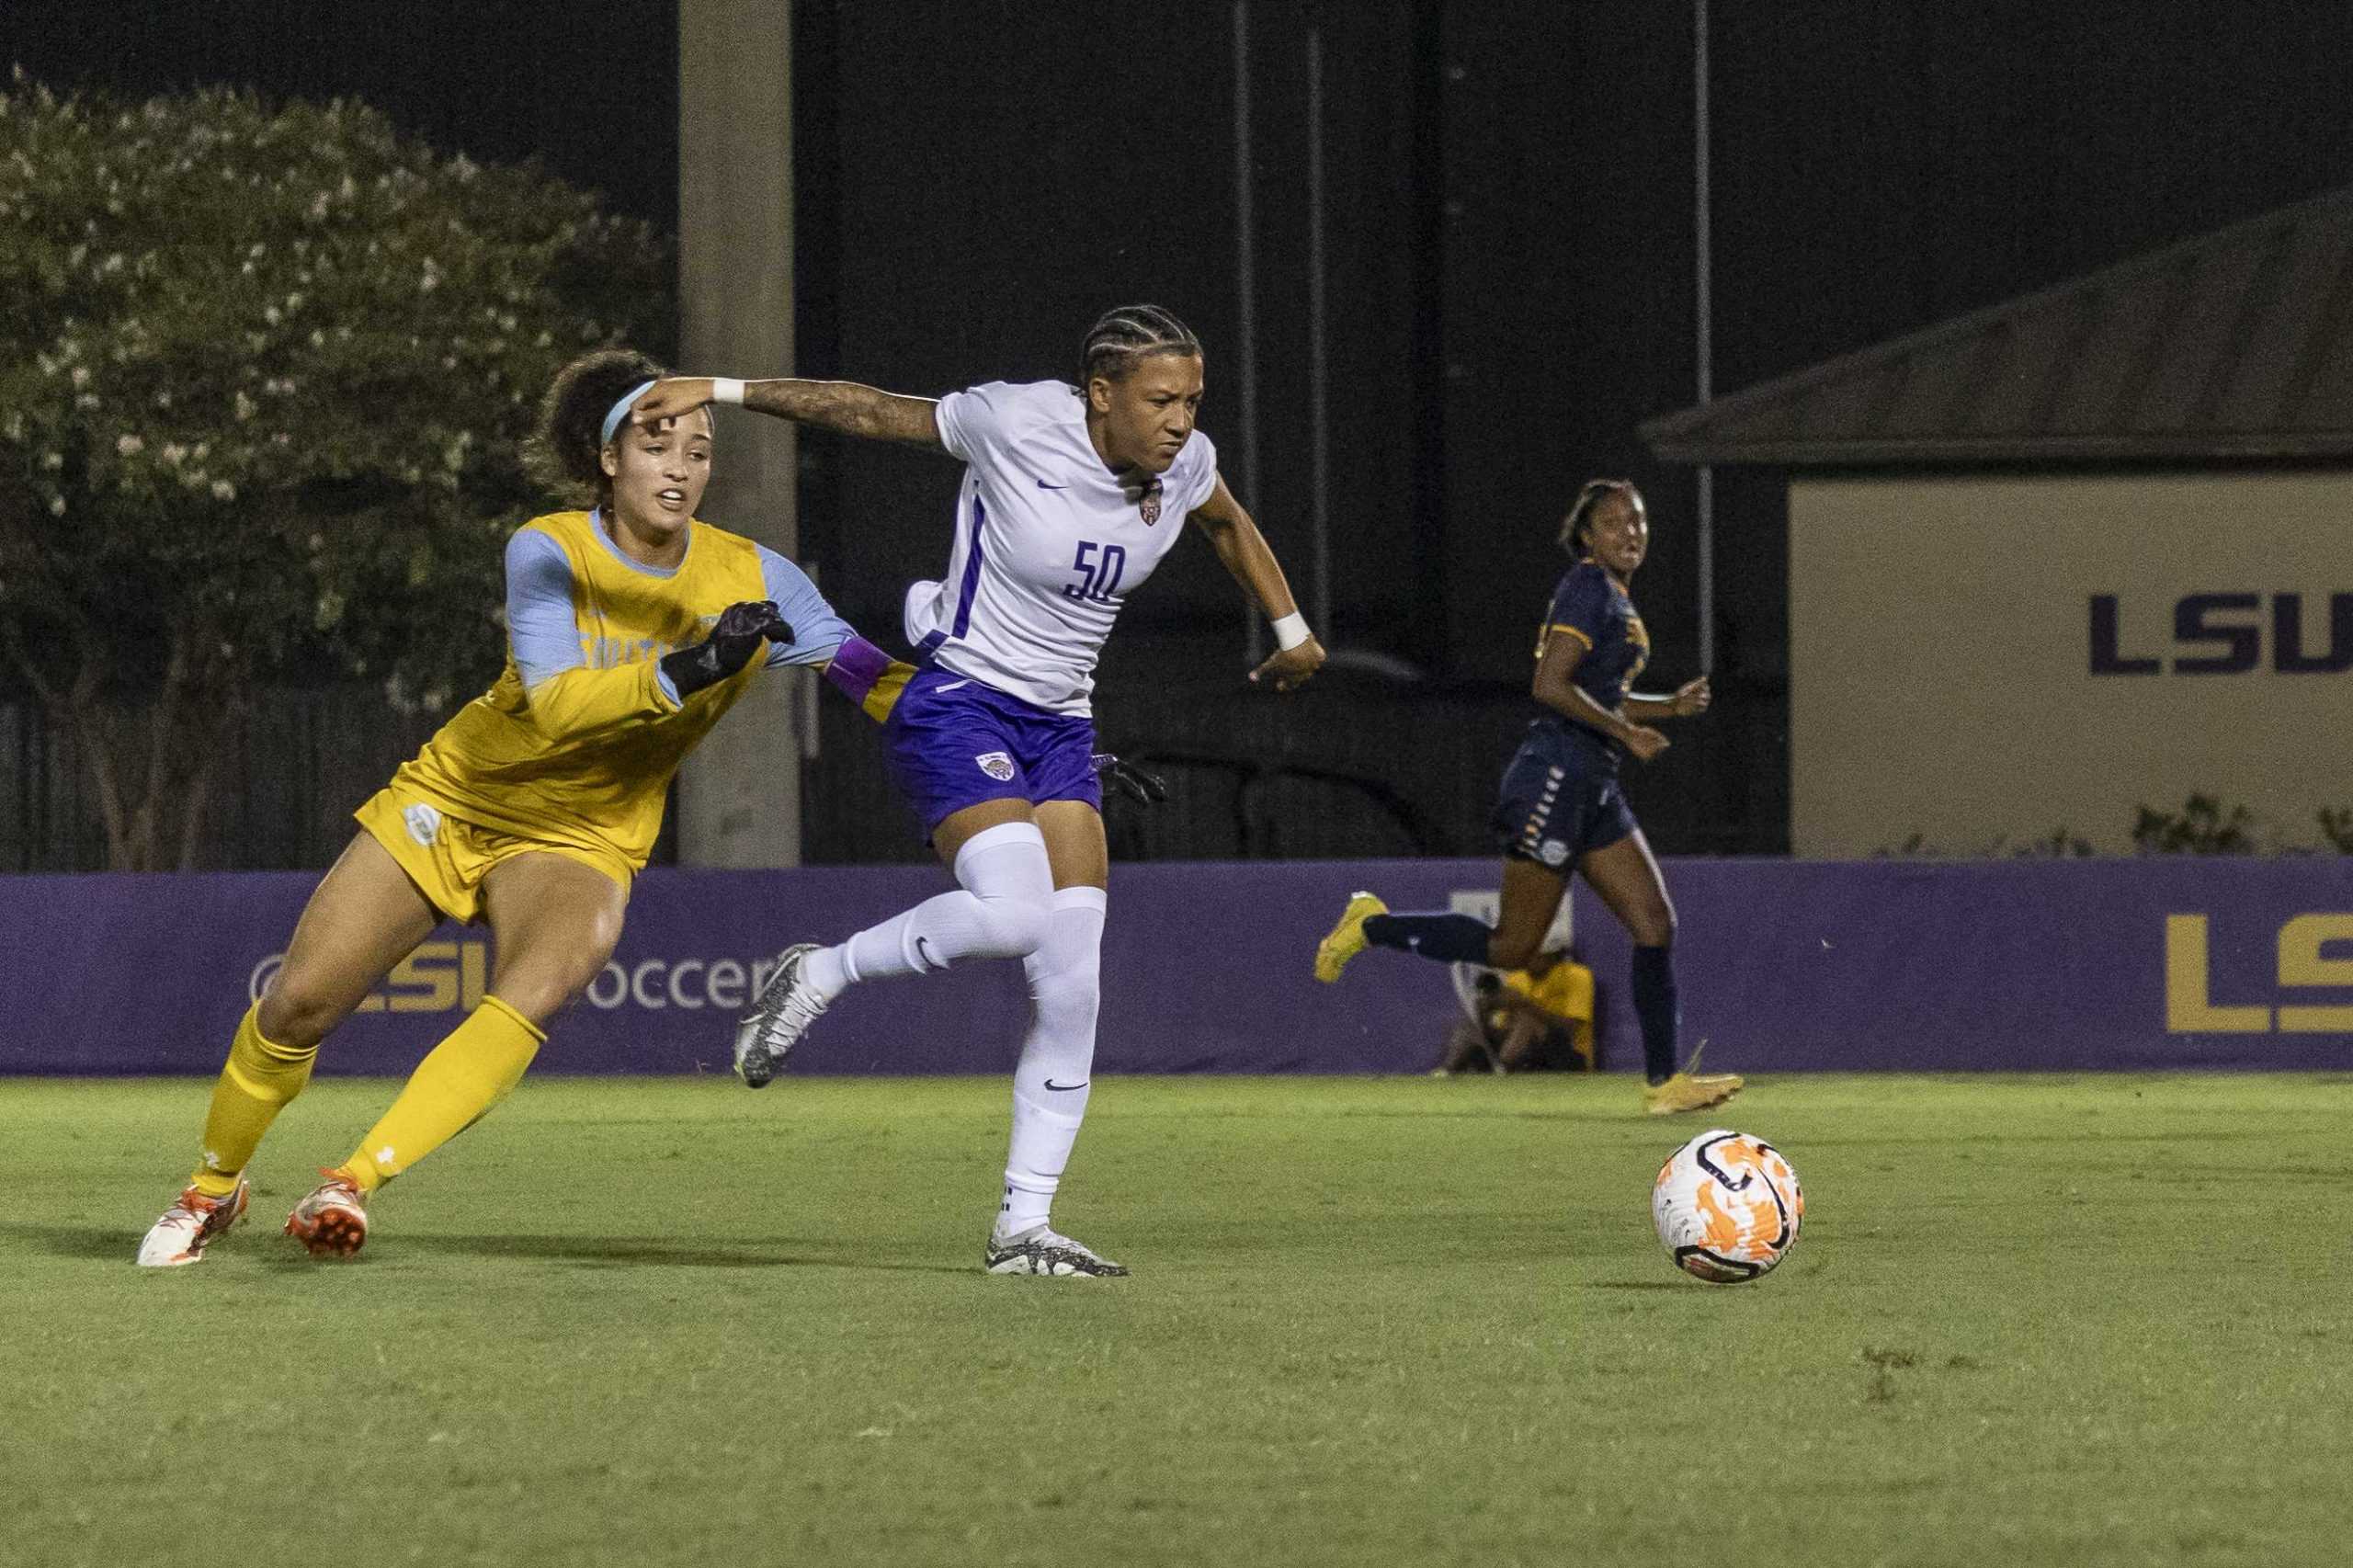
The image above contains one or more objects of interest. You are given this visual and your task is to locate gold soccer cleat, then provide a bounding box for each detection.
[1313,892,1389,983]
[1643,1045,1745,1117]
[284,1170,369,1258]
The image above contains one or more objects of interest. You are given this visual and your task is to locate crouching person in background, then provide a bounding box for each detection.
[1437,948,1597,1075]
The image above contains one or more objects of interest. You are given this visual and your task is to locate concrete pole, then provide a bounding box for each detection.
[676,0,803,867]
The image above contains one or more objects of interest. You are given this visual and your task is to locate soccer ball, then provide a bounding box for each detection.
[1652,1129,1803,1283]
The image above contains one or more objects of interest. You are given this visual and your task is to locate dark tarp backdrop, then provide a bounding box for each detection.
[7,0,2350,865]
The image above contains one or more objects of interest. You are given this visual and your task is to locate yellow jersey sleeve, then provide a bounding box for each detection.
[517,658,680,744]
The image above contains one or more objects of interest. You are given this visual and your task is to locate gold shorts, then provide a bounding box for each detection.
[354,787,634,925]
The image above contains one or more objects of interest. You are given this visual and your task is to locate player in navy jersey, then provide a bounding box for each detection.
[1313,479,1742,1116]
[632,305,1324,1274]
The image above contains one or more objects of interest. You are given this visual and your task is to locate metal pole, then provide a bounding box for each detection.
[1694,0,1715,675]
[1234,1,1266,666]
[1305,10,1332,636]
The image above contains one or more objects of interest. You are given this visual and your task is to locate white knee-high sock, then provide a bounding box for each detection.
[998,885,1108,1237]
[801,822,1053,1002]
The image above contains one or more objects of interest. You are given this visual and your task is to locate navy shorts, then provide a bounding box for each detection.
[1490,720,1636,870]
[883,666,1102,833]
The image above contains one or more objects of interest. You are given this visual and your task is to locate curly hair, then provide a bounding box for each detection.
[1077,303,1202,390]
[1559,478,1639,557]
[525,347,672,504]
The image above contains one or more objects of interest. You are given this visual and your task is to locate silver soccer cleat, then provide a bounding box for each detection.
[733,943,826,1088]
[983,1224,1130,1278]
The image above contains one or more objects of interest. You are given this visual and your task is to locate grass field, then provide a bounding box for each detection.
[3,1072,2348,1568]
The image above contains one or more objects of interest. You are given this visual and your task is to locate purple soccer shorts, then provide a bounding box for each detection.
[882,667,1102,833]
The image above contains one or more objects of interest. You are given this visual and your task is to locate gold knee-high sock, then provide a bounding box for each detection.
[190,1003,319,1197]
[333,995,544,1193]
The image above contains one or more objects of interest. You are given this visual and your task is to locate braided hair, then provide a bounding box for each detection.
[1077,304,1202,390]
[526,347,673,506]
[1559,478,1638,557]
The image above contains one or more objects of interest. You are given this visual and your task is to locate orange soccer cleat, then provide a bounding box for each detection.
[283,1170,370,1258]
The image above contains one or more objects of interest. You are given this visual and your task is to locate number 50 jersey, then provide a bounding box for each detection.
[906,379,1220,718]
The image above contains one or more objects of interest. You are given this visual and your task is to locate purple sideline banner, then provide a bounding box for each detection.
[4,858,2350,1076]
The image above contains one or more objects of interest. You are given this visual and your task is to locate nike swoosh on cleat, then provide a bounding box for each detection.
[1043,1079,1088,1091]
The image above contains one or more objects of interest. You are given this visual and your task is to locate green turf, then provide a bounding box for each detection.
[2,1073,2347,1568]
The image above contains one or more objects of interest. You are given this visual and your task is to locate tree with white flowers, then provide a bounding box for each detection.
[0,73,669,868]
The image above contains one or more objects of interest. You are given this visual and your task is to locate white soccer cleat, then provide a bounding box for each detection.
[733,943,827,1089]
[135,1177,250,1267]
[283,1171,369,1258]
[983,1224,1130,1278]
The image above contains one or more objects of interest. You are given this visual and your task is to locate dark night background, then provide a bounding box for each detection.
[10,1,2352,861]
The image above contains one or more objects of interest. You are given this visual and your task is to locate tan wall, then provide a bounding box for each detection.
[1790,472,2353,858]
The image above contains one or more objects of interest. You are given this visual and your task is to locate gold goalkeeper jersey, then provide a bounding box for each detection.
[385,508,848,870]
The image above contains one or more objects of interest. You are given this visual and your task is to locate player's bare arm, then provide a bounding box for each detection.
[1534,628,1668,762]
[1625,676,1711,722]
[1188,472,1326,691]
[635,376,946,449]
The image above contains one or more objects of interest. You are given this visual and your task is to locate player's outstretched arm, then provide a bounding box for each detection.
[507,529,792,740]
[1532,628,1668,763]
[633,376,946,450]
[1188,473,1326,692]
[1625,676,1711,722]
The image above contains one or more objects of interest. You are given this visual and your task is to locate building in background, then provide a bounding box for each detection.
[8,4,2353,869]
[1644,187,2353,856]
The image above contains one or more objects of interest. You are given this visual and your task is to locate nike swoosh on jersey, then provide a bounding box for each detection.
[935,679,971,692]
[1037,479,1069,490]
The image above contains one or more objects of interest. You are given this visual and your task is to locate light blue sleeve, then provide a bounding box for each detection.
[506,528,585,687]
[758,546,855,668]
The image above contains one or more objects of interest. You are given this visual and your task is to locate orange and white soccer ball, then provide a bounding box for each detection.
[1652,1129,1803,1282]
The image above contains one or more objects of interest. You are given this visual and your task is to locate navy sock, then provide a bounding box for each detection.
[1361,911,1492,966]
[1630,945,1678,1085]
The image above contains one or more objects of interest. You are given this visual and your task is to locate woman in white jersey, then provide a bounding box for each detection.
[633,305,1324,1276]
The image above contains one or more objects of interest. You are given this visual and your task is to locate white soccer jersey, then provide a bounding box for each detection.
[909,379,1220,715]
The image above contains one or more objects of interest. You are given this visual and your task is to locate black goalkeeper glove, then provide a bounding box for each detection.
[661,600,791,699]
[1091,752,1168,807]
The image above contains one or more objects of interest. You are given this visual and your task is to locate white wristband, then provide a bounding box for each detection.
[1270,611,1312,651]
[710,377,746,405]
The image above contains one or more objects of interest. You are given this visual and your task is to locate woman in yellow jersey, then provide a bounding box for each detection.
[136,347,908,1266]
